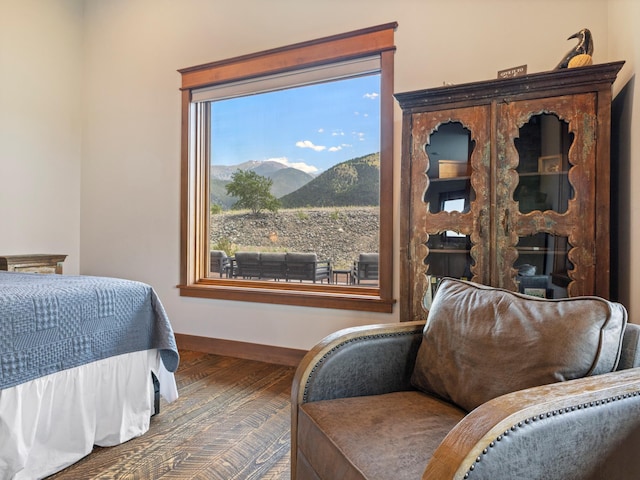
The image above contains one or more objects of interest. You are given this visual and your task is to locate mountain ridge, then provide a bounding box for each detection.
[209,152,380,209]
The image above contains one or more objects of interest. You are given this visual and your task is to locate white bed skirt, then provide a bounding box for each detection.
[0,349,178,480]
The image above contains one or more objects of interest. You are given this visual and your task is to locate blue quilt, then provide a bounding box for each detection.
[0,272,179,390]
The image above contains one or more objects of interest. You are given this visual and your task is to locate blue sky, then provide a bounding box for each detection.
[210,74,380,174]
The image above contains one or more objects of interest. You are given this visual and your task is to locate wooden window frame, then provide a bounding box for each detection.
[178,23,397,312]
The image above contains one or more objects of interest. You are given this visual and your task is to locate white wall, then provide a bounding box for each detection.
[79,0,619,350]
[0,0,83,273]
[608,0,640,318]
[5,0,635,351]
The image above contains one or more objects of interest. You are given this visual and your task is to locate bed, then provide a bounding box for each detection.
[0,271,180,479]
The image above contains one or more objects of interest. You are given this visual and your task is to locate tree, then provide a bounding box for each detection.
[225,169,280,214]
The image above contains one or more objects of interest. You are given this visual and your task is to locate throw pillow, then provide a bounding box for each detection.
[411,278,628,412]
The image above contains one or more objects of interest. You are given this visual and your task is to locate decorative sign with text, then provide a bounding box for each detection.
[497,65,528,79]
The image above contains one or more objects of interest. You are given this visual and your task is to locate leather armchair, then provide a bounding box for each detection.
[292,320,640,480]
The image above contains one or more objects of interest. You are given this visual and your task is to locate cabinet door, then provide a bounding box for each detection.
[497,93,597,298]
[406,106,491,317]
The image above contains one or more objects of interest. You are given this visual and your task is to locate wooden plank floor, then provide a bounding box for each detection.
[48,350,296,479]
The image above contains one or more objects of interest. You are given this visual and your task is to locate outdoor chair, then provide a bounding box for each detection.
[209,250,230,277]
[286,252,331,283]
[351,252,378,284]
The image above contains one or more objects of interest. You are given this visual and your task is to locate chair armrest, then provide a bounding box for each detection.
[618,323,640,369]
[291,321,424,478]
[316,260,331,271]
[292,321,425,406]
[423,367,640,480]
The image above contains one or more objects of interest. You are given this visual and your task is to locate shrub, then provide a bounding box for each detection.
[211,236,237,257]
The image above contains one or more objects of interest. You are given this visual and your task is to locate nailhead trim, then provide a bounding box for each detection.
[463,390,640,478]
[302,330,419,402]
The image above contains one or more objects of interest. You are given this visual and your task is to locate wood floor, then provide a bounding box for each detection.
[48,350,296,480]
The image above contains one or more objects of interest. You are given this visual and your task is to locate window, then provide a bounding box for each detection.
[178,23,396,312]
[442,196,466,239]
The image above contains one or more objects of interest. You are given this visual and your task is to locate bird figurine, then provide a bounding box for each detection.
[554,28,594,69]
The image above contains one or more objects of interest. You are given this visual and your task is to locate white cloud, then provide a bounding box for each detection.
[363,92,379,100]
[331,129,345,136]
[328,142,354,152]
[269,157,319,174]
[352,131,366,141]
[296,140,326,152]
[318,128,324,133]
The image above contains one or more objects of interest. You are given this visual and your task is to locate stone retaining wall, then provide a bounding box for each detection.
[210,207,379,269]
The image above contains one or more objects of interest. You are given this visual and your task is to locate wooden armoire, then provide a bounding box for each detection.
[395,61,624,321]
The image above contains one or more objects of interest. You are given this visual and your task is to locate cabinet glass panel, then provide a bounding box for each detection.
[424,121,475,281]
[514,114,574,214]
[514,233,572,298]
[514,114,574,298]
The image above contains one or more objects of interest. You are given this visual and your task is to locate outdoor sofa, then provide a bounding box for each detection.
[231,251,331,283]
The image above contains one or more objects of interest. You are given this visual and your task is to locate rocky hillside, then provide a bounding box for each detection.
[210,206,379,269]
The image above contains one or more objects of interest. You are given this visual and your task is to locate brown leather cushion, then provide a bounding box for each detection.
[298,391,465,480]
[411,278,628,412]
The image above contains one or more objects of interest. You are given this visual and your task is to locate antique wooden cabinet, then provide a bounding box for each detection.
[0,254,67,274]
[395,61,623,321]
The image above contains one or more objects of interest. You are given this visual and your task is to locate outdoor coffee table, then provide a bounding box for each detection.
[332,269,351,285]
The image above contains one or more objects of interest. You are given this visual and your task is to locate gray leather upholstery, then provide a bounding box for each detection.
[460,389,640,480]
[302,327,422,404]
[618,322,640,369]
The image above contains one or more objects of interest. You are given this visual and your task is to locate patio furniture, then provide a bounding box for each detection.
[351,252,378,284]
[234,252,261,279]
[332,268,352,285]
[228,252,331,282]
[285,253,331,283]
[260,252,287,281]
[209,250,230,277]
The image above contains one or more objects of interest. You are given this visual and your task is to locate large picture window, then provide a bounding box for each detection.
[178,23,396,312]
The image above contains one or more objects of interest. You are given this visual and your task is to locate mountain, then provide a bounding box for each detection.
[279,153,379,208]
[210,178,235,209]
[209,160,314,209]
[209,153,380,210]
[270,167,315,198]
[210,160,287,181]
